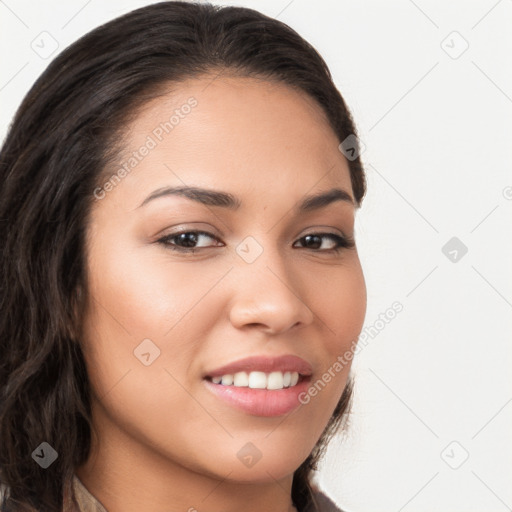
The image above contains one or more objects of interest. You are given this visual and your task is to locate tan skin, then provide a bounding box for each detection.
[76,74,367,512]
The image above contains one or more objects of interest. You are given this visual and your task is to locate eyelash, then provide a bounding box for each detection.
[156,230,355,254]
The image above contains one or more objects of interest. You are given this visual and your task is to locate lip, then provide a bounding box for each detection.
[204,354,313,378]
[203,376,311,417]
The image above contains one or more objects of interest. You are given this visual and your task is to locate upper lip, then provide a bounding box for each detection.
[204,354,313,378]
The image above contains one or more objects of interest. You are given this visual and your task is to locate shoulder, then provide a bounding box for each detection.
[302,475,346,512]
[307,490,345,512]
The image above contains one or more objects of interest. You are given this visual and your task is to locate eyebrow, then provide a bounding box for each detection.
[138,185,354,212]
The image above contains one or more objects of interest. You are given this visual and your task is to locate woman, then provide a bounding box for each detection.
[0,2,367,511]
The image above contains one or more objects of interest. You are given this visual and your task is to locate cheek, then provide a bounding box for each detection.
[80,238,230,411]
[288,259,365,428]
[306,258,367,352]
[80,255,216,464]
[85,231,226,343]
[304,258,367,396]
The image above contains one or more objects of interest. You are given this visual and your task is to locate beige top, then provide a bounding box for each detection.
[68,475,108,512]
[67,474,343,512]
[1,473,342,511]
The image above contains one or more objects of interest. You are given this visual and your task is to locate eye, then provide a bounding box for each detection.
[156,230,354,254]
[293,233,355,252]
[157,230,222,253]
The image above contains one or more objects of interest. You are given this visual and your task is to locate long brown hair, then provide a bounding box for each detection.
[0,2,366,510]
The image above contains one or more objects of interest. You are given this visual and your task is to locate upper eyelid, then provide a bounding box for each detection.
[160,224,349,238]
[158,229,350,247]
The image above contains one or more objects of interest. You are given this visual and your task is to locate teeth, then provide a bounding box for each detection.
[210,371,301,390]
[221,374,233,385]
[267,371,283,390]
[248,371,267,389]
[233,371,249,387]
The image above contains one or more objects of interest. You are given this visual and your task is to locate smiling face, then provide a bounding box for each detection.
[78,73,367,507]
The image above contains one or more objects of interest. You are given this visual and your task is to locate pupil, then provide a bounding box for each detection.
[179,233,197,247]
[304,234,321,248]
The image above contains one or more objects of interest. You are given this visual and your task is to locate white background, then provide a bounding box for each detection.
[1,1,511,511]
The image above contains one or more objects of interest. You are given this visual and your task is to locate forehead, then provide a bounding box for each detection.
[99,74,353,210]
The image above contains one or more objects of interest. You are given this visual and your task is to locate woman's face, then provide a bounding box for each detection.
[80,74,366,488]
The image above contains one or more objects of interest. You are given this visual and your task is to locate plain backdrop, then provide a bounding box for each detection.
[1,1,511,511]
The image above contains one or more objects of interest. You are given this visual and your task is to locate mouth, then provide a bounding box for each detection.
[202,355,313,417]
[203,372,311,418]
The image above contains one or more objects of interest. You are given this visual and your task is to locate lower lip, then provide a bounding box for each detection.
[203,377,311,417]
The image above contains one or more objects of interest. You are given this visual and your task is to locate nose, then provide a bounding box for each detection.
[228,245,315,335]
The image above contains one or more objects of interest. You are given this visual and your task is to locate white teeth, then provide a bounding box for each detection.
[233,371,249,387]
[221,374,233,385]
[248,371,267,389]
[267,371,284,390]
[210,371,301,390]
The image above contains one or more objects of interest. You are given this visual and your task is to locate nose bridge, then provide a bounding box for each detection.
[228,233,314,332]
[235,233,291,287]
